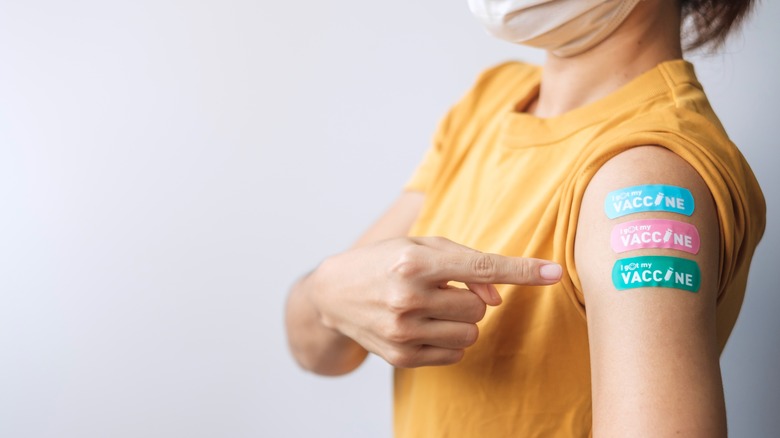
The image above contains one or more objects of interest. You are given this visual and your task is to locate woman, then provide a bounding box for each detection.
[286,0,765,436]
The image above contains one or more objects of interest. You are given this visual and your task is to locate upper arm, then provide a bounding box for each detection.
[575,146,726,437]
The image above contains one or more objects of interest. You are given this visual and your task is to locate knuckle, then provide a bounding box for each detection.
[512,259,532,281]
[386,289,419,315]
[383,348,404,367]
[429,236,449,247]
[389,246,425,279]
[317,313,337,330]
[470,254,497,281]
[385,346,415,368]
[384,317,415,345]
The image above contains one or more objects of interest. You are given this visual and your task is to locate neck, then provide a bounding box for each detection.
[530,0,683,118]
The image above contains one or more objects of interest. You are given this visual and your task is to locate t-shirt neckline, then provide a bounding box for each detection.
[500,59,698,147]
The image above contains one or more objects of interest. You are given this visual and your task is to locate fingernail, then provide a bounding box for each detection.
[540,263,562,281]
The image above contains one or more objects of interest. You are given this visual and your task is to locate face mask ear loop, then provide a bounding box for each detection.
[552,0,643,57]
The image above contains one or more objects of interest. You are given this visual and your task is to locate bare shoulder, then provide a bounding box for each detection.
[586,146,712,200]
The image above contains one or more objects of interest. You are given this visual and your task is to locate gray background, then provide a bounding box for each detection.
[0,1,777,437]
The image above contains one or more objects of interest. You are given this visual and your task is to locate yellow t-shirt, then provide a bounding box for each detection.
[396,60,765,437]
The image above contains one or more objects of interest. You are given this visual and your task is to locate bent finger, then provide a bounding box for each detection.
[426,287,488,323]
[464,282,501,306]
[414,320,480,350]
[386,345,465,368]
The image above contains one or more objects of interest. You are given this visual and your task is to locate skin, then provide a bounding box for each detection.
[567,1,726,436]
[577,147,725,437]
[285,193,562,375]
[286,0,727,435]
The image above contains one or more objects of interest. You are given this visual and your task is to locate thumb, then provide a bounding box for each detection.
[464,282,502,306]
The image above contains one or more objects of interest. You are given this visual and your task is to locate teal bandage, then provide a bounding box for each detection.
[612,255,700,292]
[605,184,695,219]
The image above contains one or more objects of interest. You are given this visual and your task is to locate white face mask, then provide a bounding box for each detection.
[468,0,642,57]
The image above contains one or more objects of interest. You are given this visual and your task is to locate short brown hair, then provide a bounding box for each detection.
[680,0,757,50]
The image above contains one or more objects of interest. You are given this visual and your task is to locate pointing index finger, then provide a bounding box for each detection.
[434,251,562,286]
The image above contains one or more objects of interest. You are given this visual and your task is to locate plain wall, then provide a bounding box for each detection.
[0,1,777,437]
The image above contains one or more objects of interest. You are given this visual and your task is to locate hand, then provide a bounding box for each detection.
[307,236,562,368]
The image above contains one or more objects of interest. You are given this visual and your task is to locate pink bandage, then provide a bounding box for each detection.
[610,219,700,254]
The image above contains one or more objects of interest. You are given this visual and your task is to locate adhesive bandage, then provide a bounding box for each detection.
[612,255,700,292]
[610,219,700,254]
[605,184,694,219]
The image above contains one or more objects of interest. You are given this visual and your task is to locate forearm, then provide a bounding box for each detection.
[284,193,424,374]
[285,270,368,376]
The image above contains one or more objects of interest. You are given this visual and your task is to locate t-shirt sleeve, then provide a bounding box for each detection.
[403,115,448,193]
[404,61,529,194]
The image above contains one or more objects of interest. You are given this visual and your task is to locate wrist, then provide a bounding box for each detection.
[302,255,343,332]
